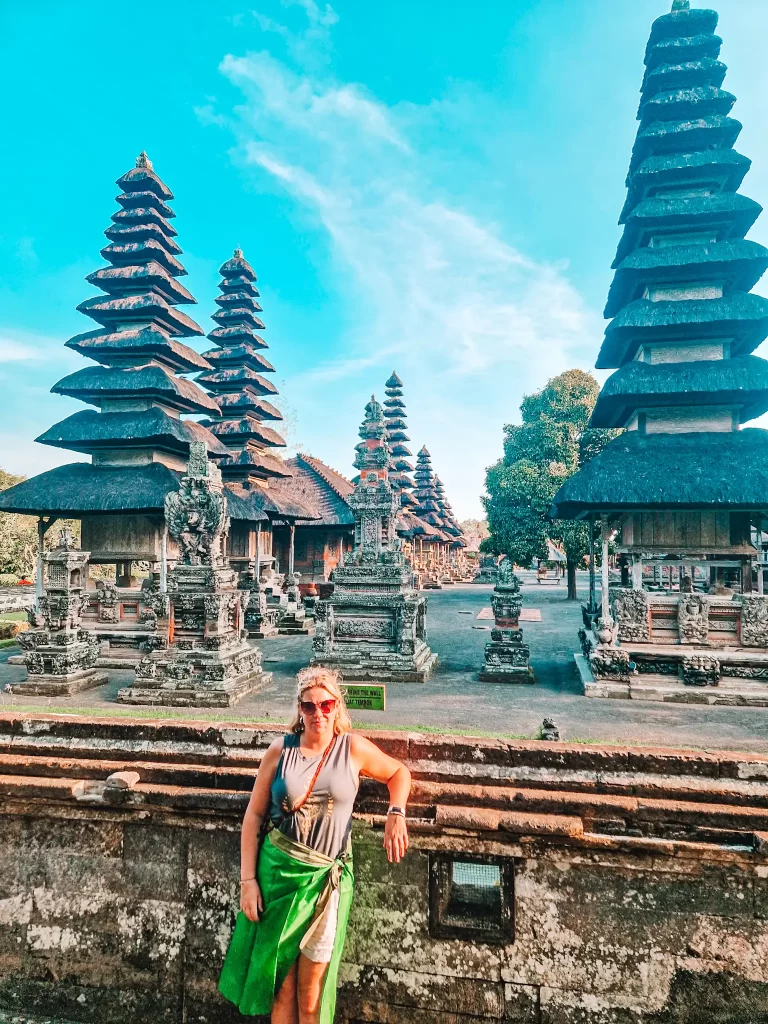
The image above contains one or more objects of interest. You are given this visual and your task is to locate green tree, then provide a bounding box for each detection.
[0,470,37,578]
[482,369,619,599]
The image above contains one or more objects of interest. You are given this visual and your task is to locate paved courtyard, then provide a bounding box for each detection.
[2,572,768,752]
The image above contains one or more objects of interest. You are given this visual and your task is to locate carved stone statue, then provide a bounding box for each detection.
[164,443,229,567]
[681,654,720,687]
[678,594,709,644]
[612,589,650,642]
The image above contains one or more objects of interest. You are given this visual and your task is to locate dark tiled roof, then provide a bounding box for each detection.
[551,427,768,518]
[0,462,271,521]
[271,455,355,527]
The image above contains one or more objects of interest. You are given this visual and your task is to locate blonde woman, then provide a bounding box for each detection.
[219,666,411,1024]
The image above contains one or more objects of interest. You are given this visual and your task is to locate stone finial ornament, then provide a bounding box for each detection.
[136,150,153,169]
[671,0,690,10]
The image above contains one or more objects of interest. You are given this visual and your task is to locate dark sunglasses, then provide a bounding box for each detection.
[300,699,337,715]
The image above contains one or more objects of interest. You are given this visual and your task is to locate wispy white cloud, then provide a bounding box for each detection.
[207,5,599,515]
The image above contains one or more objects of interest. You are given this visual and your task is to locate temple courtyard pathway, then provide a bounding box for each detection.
[2,570,768,752]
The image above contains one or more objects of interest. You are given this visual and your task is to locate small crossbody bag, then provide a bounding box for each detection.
[259,735,337,842]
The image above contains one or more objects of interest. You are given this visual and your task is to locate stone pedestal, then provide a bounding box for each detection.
[10,528,107,696]
[478,562,534,683]
[244,584,278,639]
[116,443,271,707]
[580,589,768,703]
[310,396,437,683]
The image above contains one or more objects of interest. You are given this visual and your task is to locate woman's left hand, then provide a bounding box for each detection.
[383,813,409,863]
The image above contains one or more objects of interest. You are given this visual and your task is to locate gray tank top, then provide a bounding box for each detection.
[269,732,359,859]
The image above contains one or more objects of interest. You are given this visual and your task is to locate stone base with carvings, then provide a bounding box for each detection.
[478,628,534,684]
[7,667,108,697]
[312,638,438,683]
[578,641,768,705]
[116,641,271,707]
[311,563,438,683]
[244,592,278,639]
[10,629,107,697]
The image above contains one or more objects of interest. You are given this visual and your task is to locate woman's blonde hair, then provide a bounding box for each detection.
[288,666,353,735]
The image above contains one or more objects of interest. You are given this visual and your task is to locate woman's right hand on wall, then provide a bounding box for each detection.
[240,879,264,921]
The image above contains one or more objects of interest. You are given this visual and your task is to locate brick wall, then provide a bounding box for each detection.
[0,715,767,1023]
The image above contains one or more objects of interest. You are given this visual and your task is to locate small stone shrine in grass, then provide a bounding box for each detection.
[311,397,437,682]
[552,0,768,703]
[12,527,107,696]
[117,443,271,707]
[478,558,534,684]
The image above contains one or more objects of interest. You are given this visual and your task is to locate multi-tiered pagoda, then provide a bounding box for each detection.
[0,156,270,652]
[383,372,415,507]
[196,249,316,595]
[434,475,468,579]
[411,446,449,586]
[199,250,289,484]
[552,1,768,703]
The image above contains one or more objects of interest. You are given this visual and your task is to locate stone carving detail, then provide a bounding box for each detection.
[678,594,709,644]
[740,596,768,647]
[164,442,229,567]
[311,396,437,682]
[612,590,650,642]
[117,446,270,708]
[335,618,393,639]
[681,654,720,687]
[96,580,119,622]
[590,645,632,682]
[473,554,499,585]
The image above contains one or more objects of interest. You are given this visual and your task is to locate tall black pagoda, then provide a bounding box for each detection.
[552,1,768,702]
[383,372,415,507]
[198,250,291,483]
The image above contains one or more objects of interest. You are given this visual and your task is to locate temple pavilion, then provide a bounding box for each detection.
[551,1,768,702]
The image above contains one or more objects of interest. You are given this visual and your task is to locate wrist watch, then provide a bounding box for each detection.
[387,806,406,817]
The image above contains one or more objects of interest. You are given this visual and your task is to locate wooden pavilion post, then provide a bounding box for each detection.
[588,513,596,613]
[160,526,168,592]
[288,524,295,577]
[601,523,612,621]
[255,523,262,583]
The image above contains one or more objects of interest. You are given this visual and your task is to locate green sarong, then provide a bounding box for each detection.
[218,828,354,1023]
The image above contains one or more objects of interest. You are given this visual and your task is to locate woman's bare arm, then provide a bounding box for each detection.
[240,737,284,920]
[351,734,412,863]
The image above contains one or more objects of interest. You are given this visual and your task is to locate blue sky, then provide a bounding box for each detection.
[3,0,768,518]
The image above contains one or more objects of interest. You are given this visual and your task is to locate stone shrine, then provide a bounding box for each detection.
[117,443,271,706]
[277,571,314,635]
[11,527,107,696]
[474,554,500,584]
[478,558,534,683]
[311,397,437,682]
